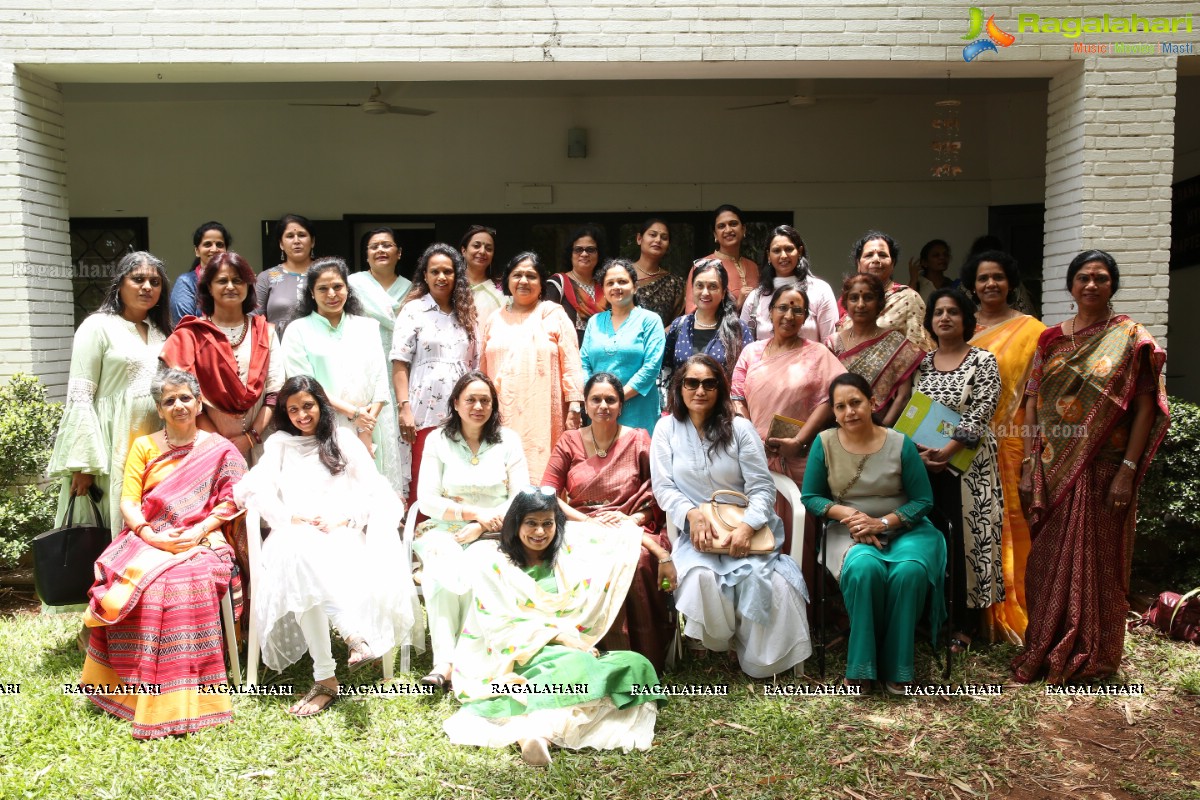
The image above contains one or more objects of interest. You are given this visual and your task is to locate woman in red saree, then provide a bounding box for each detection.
[1013,250,1169,684]
[825,273,924,428]
[161,252,283,466]
[81,368,247,738]
[542,372,675,673]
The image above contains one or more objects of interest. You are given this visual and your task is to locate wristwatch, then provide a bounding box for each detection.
[879,517,890,531]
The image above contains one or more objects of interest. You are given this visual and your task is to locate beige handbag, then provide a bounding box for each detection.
[698,490,776,555]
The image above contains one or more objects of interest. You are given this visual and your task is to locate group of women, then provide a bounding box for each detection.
[50,207,1168,761]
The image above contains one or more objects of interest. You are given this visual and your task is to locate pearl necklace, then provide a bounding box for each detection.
[1067,310,1113,349]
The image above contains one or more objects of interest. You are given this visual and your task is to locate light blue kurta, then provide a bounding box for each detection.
[349,270,412,411]
[280,311,402,493]
[580,307,666,434]
[649,414,806,628]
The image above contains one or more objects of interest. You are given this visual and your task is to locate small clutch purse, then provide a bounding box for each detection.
[698,490,775,555]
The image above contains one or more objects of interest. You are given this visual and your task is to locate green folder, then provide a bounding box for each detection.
[893,390,979,476]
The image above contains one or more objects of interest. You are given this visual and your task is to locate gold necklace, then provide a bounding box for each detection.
[590,425,619,458]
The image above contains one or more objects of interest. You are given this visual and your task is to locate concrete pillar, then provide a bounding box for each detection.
[1042,56,1176,347]
[0,64,73,396]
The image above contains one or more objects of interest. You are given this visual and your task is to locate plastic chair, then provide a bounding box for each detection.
[243,509,395,687]
[398,502,424,674]
[815,507,955,681]
[664,471,808,675]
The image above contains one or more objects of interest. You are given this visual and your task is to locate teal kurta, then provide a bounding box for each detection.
[802,428,947,682]
[279,311,402,493]
[580,307,666,434]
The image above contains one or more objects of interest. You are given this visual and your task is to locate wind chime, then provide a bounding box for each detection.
[931,98,962,178]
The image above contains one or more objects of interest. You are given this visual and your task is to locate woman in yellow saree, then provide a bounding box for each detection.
[965,251,1045,645]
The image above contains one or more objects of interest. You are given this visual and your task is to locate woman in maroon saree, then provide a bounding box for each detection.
[542,372,675,673]
[1013,251,1169,684]
[81,368,247,738]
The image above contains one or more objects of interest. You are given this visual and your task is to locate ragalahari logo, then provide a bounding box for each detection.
[962,7,1016,61]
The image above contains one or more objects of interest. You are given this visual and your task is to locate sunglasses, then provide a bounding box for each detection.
[681,377,720,391]
[520,485,558,497]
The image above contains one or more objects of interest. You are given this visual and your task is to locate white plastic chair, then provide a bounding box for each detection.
[243,509,395,687]
[398,502,424,674]
[664,471,807,675]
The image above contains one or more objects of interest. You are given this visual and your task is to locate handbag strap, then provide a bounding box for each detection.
[63,493,103,528]
[708,489,750,530]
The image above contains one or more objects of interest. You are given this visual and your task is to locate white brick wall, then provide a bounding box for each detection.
[0,65,73,394]
[0,0,1191,388]
[1042,56,1175,345]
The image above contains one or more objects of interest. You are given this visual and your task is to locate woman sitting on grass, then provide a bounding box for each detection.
[442,488,663,766]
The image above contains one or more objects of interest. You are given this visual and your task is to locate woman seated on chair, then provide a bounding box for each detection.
[234,375,422,717]
[800,373,946,694]
[443,488,663,766]
[542,371,675,674]
[650,354,811,678]
[415,371,529,692]
[81,368,247,739]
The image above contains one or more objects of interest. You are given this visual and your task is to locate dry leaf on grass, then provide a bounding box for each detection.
[710,719,758,735]
[756,774,796,785]
[237,770,276,780]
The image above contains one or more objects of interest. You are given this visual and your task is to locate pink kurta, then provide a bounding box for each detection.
[481,301,584,480]
[731,338,847,484]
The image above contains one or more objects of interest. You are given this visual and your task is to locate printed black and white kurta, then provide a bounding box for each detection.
[913,347,1004,609]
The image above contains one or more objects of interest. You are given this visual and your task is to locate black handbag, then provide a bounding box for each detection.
[31,494,111,606]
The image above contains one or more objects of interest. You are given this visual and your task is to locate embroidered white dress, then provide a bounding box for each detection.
[48,313,167,535]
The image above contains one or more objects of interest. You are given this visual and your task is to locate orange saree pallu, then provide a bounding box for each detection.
[82,434,246,738]
[1012,317,1168,683]
[972,314,1045,645]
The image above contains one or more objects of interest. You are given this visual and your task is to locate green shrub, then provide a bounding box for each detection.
[0,374,63,568]
[1137,395,1200,588]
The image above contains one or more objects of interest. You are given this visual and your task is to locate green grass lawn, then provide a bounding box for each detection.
[1,611,1197,800]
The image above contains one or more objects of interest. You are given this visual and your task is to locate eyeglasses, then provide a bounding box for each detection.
[367,242,397,252]
[520,485,558,497]
[681,377,720,391]
[572,246,599,256]
[772,305,808,317]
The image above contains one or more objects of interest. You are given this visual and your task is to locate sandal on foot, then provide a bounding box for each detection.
[843,677,873,694]
[288,682,339,717]
[420,672,450,693]
[520,737,552,767]
[885,681,912,697]
[345,635,382,675]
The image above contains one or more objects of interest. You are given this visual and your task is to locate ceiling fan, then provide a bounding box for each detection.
[289,83,435,116]
[726,93,876,112]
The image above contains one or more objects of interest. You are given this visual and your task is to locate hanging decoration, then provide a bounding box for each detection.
[931,98,962,179]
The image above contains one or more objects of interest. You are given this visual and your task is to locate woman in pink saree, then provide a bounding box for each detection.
[81,368,247,738]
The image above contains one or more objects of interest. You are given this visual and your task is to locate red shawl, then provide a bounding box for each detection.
[552,272,605,322]
[161,315,271,414]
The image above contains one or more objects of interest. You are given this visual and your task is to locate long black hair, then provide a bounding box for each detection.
[99,251,172,335]
[274,375,347,475]
[440,371,503,446]
[404,243,479,345]
[669,354,735,456]
[300,257,365,318]
[497,488,566,569]
[689,260,744,378]
[757,224,810,293]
